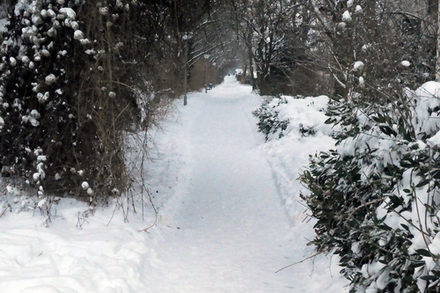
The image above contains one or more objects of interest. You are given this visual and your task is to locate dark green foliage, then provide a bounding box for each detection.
[253,97,290,141]
[301,93,440,291]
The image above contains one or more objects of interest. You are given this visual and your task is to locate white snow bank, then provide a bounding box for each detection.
[0,197,151,292]
[410,81,440,136]
[254,92,345,291]
[0,103,188,292]
[276,95,333,137]
[259,95,335,220]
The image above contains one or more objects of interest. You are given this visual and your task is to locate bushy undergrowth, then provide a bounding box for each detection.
[253,96,290,141]
[302,82,440,292]
[0,0,171,203]
[253,95,320,141]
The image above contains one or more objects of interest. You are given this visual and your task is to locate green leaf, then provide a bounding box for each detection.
[415,249,432,257]
[379,125,396,136]
[420,275,438,281]
[325,118,335,124]
[416,179,430,188]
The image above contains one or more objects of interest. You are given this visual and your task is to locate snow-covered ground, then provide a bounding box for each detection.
[0,76,347,292]
[261,95,335,221]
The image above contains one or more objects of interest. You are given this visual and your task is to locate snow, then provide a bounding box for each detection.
[37,92,49,103]
[143,76,345,292]
[28,109,41,127]
[73,30,84,40]
[0,18,8,33]
[99,7,109,16]
[428,130,440,146]
[260,95,334,220]
[37,155,46,162]
[401,60,411,67]
[45,74,57,86]
[353,60,365,72]
[415,81,440,99]
[0,198,152,292]
[411,81,440,136]
[81,181,89,190]
[337,22,347,30]
[342,11,352,22]
[59,8,76,20]
[46,9,56,18]
[9,57,17,66]
[182,33,192,40]
[0,76,346,292]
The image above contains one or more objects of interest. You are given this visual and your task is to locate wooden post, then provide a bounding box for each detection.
[183,40,188,106]
[204,54,210,93]
[205,59,208,93]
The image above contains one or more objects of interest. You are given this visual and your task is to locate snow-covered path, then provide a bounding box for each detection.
[0,76,346,292]
[146,77,344,292]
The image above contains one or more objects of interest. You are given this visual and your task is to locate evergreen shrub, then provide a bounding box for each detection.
[302,82,440,292]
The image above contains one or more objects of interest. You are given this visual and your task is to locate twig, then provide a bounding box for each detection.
[275,252,320,273]
[138,216,158,233]
[0,204,11,217]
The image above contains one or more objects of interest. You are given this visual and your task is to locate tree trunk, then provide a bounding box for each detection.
[436,0,440,81]
[248,49,256,90]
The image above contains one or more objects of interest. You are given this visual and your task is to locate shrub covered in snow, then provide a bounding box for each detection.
[302,81,440,292]
[253,95,330,141]
[316,0,436,106]
[0,0,177,202]
[253,96,290,141]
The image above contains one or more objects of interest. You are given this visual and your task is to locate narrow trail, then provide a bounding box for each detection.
[0,77,345,292]
[147,77,301,292]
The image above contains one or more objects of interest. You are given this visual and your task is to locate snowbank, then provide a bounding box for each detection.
[0,198,151,292]
[254,93,346,290]
[257,95,335,220]
[0,103,190,292]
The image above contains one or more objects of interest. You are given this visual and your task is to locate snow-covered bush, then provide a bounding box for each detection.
[0,3,9,38]
[302,81,440,292]
[253,96,290,141]
[0,0,169,203]
[0,0,90,199]
[315,0,436,104]
[253,95,330,141]
[0,0,216,204]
